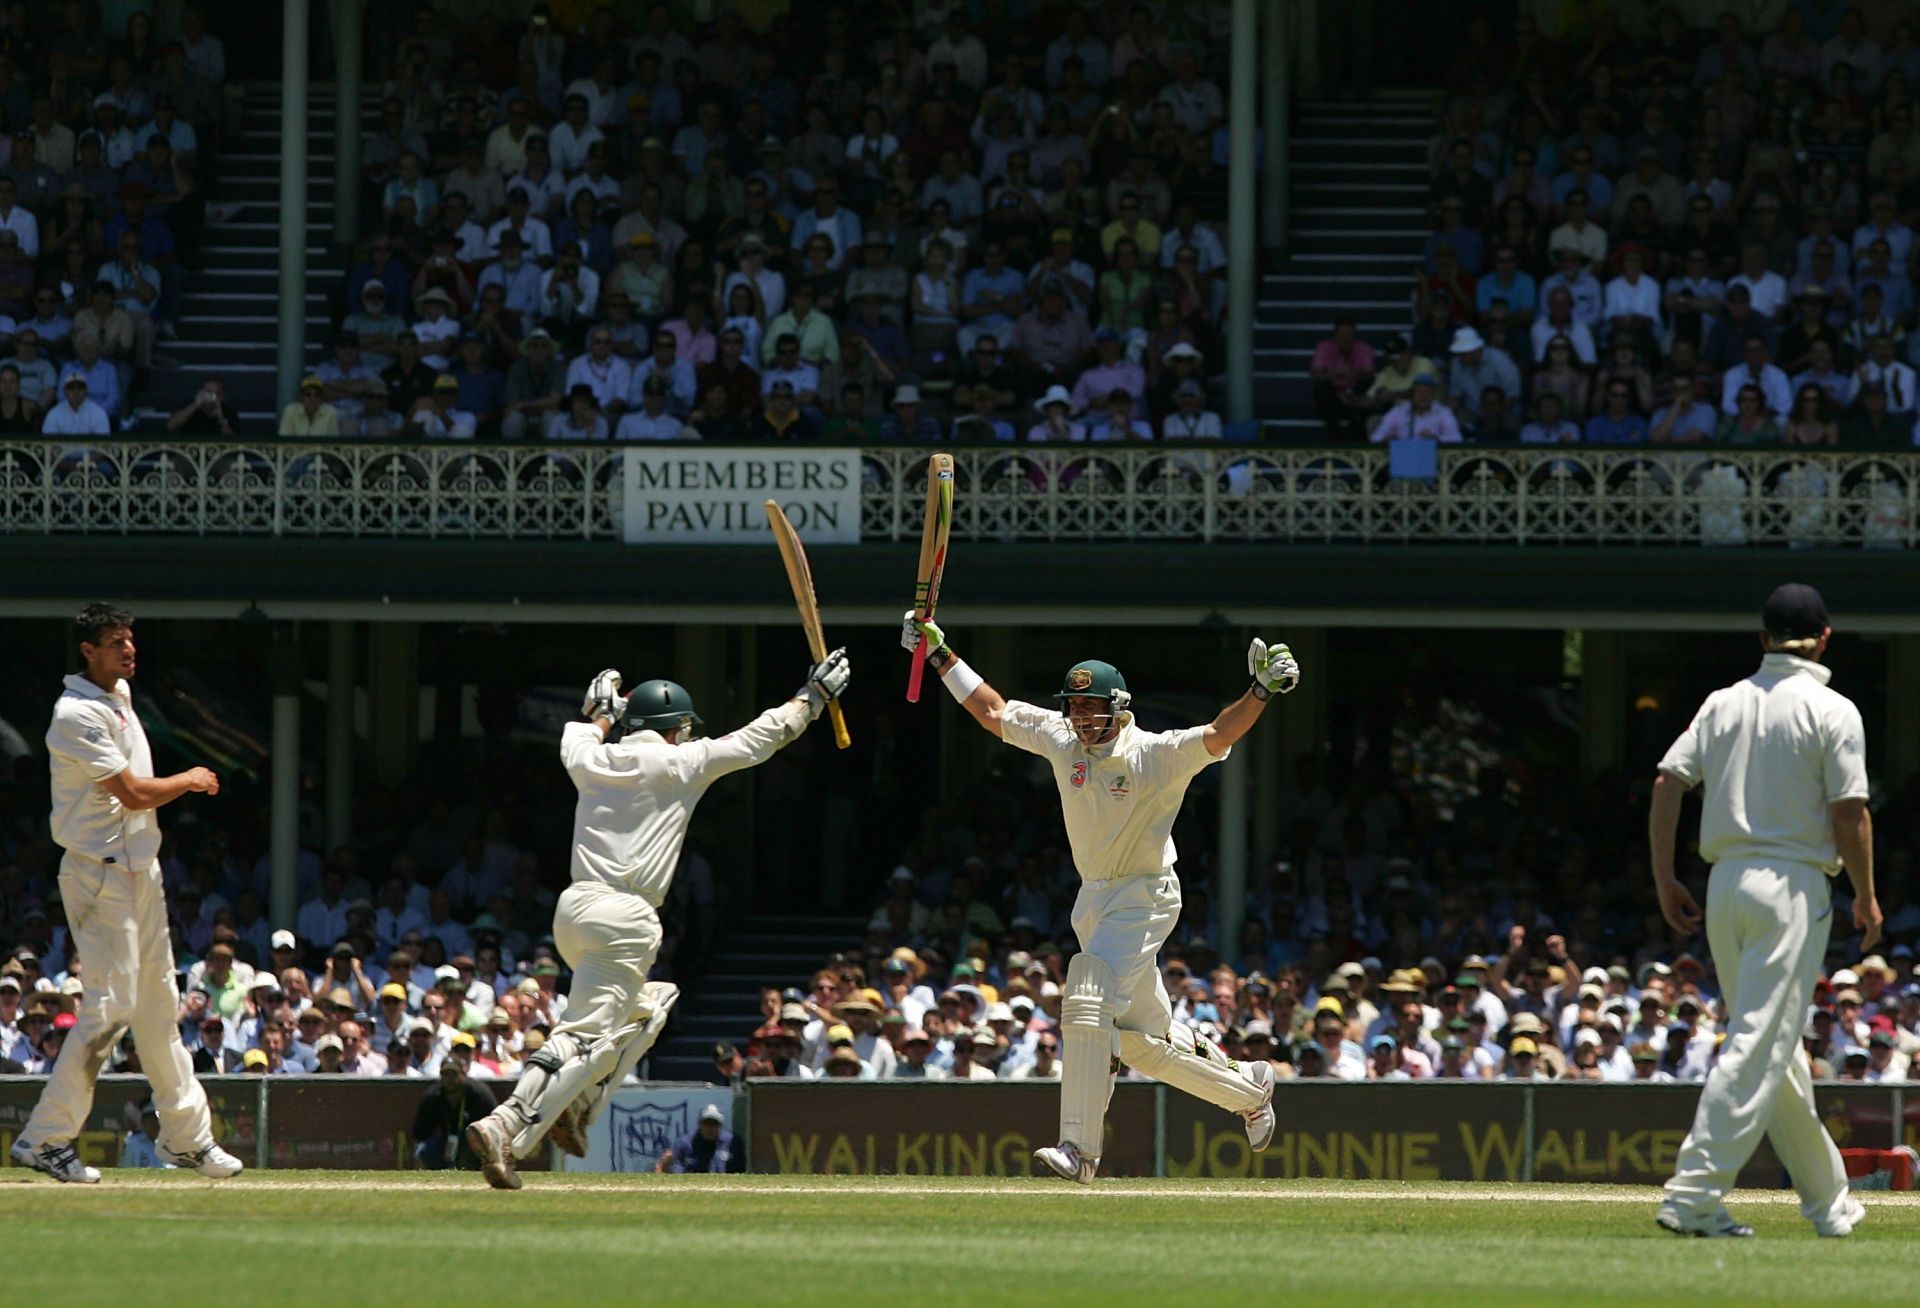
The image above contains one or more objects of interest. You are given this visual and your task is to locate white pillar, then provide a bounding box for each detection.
[271,687,301,930]
[326,621,354,851]
[276,0,311,411]
[1218,720,1250,965]
[1225,0,1258,422]
[1260,0,1290,250]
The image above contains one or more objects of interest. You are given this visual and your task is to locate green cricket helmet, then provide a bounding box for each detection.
[1055,659,1132,713]
[624,679,704,736]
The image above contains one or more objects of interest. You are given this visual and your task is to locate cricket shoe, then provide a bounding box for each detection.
[548,1098,590,1159]
[466,1114,522,1190]
[1655,1204,1753,1238]
[10,1138,100,1184]
[1813,1195,1867,1238]
[1242,1059,1277,1152]
[161,1142,245,1178]
[1034,1142,1098,1185]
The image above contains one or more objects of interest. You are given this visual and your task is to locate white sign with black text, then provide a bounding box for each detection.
[622,448,861,544]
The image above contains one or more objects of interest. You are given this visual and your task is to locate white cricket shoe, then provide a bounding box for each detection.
[1655,1203,1753,1238]
[466,1114,522,1190]
[1814,1195,1867,1238]
[548,1098,590,1159]
[1034,1142,1098,1185]
[161,1142,245,1179]
[1242,1058,1277,1152]
[10,1138,100,1184]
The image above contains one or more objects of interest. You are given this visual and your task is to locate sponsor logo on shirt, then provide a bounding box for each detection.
[1070,761,1087,789]
[1107,775,1129,800]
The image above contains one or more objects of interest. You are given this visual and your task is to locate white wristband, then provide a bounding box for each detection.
[940,657,983,704]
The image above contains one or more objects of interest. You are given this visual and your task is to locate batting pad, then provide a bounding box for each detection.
[1120,1027,1264,1114]
[1059,952,1119,1156]
[578,981,681,1131]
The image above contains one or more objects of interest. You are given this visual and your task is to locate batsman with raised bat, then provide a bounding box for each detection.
[901,611,1299,1183]
[465,648,850,1188]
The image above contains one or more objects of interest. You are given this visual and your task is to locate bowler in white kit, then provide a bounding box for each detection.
[11,603,244,1183]
[465,650,849,1188]
[904,612,1298,1183]
[1650,583,1879,1238]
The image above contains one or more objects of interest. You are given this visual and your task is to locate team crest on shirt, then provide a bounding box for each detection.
[85,727,105,744]
[1070,761,1087,788]
[1107,775,1130,799]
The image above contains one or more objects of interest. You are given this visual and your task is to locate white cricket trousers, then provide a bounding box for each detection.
[1664,858,1850,1225]
[550,881,664,1046]
[21,853,212,1154]
[1073,872,1261,1114]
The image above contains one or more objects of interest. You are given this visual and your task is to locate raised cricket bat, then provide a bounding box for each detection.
[764,499,851,750]
[906,452,955,703]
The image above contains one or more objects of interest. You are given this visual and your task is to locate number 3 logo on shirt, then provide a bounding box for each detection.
[1070,761,1087,789]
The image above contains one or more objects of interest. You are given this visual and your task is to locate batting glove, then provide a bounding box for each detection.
[900,609,946,656]
[583,668,628,722]
[802,647,851,718]
[1247,638,1300,700]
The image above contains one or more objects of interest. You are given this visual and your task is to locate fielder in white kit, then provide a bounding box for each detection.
[11,603,244,1183]
[1650,583,1880,1238]
[466,649,849,1189]
[904,613,1298,1183]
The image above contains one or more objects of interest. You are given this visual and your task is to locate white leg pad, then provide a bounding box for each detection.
[578,982,680,1131]
[1120,1027,1265,1114]
[507,1022,640,1159]
[1059,952,1118,1157]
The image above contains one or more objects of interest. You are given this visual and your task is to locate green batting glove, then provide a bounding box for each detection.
[901,610,946,655]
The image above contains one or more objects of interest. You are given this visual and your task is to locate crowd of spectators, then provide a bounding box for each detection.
[1312,4,1920,449]
[276,1,1236,441]
[733,749,1920,1086]
[0,3,226,436]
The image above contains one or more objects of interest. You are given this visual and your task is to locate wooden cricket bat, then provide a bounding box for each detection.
[763,499,851,750]
[906,452,955,703]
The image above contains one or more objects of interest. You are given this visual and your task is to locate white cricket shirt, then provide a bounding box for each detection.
[999,701,1225,882]
[560,699,810,907]
[46,673,160,865]
[1658,653,1869,873]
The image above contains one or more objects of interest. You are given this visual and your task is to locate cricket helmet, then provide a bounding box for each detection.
[1054,659,1131,712]
[624,679,704,736]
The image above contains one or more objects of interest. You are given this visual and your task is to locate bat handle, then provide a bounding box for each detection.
[828,700,851,750]
[907,634,928,703]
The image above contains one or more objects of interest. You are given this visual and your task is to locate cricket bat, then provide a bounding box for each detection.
[906,452,955,703]
[764,499,851,750]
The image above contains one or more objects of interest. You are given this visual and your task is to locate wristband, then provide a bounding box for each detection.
[1249,680,1272,702]
[941,657,984,704]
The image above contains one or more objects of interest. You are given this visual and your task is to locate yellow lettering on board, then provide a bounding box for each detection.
[1297,1132,1338,1178]
[1165,1123,1208,1177]
[948,1133,986,1175]
[770,1133,820,1173]
[1533,1130,1570,1177]
[1403,1132,1439,1181]
[1608,1130,1649,1178]
[994,1133,1031,1176]
[1343,1132,1383,1179]
[1650,1129,1683,1175]
[823,1134,861,1174]
[1459,1122,1524,1181]
[1207,1130,1252,1178]
[895,1133,929,1174]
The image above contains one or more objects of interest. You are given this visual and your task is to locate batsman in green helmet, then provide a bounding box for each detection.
[464,645,851,1191]
[901,609,1300,1184]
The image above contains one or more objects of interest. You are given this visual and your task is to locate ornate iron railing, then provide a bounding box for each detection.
[1,440,1914,548]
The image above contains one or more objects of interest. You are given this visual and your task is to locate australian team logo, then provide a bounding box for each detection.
[1070,761,1087,788]
[1107,774,1129,800]
[1066,668,1093,691]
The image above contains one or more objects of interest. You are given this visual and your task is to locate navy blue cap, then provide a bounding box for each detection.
[1763,583,1828,638]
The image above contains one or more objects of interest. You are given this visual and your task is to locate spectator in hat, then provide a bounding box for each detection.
[1069,327,1145,416]
[1445,325,1520,427]
[341,281,406,371]
[411,1036,497,1169]
[315,331,381,420]
[615,373,686,441]
[497,328,564,439]
[40,371,110,435]
[1372,371,1463,443]
[891,1027,947,1079]
[272,372,344,436]
[1090,386,1152,440]
[658,1103,743,1173]
[409,373,478,438]
[1539,246,1605,328]
[1161,379,1221,441]
[1025,384,1085,441]
[477,229,547,320]
[1866,1030,1908,1081]
[879,383,943,441]
[547,383,609,440]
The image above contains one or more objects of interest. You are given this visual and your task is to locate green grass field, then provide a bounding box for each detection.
[1,1172,1909,1306]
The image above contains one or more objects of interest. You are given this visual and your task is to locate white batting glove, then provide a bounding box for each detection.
[583,668,627,722]
[900,609,945,655]
[1248,638,1300,699]
[801,648,851,719]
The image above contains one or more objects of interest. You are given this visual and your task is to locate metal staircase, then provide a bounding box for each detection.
[1256,92,1436,433]
[647,913,865,1083]
[140,81,368,427]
